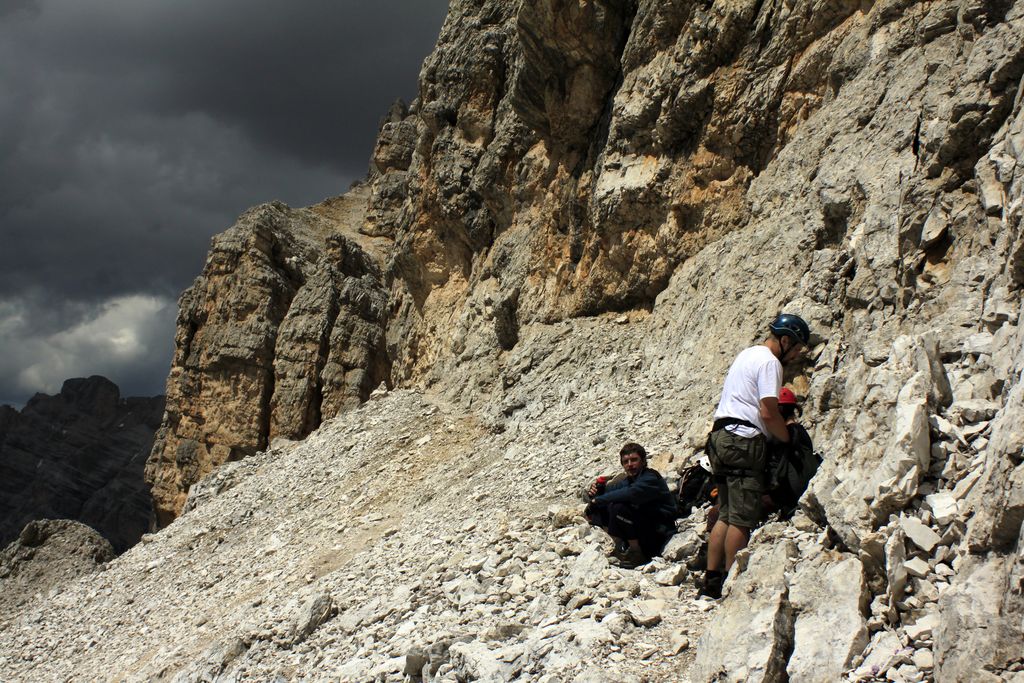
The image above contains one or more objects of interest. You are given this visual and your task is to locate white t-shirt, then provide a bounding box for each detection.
[713,345,783,438]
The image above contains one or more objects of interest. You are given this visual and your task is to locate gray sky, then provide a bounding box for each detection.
[0,0,450,406]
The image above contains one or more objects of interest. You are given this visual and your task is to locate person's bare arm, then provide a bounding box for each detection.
[760,396,790,442]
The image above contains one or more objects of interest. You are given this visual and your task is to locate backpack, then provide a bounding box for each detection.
[675,463,715,518]
[766,423,822,518]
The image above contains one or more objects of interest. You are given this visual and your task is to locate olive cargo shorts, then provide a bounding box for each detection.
[709,428,767,529]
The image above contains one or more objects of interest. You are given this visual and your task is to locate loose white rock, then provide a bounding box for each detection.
[904,558,930,579]
[899,517,941,554]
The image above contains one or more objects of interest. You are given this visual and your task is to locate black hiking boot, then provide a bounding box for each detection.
[610,539,629,561]
[613,547,649,570]
[697,569,724,599]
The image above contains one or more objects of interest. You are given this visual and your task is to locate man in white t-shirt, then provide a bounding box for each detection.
[698,313,810,599]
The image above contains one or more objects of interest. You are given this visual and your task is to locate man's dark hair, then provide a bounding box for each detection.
[619,442,647,460]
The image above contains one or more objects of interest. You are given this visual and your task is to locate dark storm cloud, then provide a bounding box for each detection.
[0,292,176,406]
[0,0,450,406]
[18,0,448,168]
[0,0,38,19]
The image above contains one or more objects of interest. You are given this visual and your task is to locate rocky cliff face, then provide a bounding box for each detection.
[84,0,1024,680]
[0,376,163,553]
[144,196,391,525]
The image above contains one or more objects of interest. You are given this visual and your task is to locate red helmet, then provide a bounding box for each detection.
[778,387,798,406]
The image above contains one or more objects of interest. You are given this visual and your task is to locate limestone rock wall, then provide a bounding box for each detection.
[144,195,390,525]
[0,376,163,553]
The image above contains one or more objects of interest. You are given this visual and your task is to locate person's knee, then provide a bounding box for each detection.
[586,503,612,529]
[607,504,641,539]
[607,502,631,517]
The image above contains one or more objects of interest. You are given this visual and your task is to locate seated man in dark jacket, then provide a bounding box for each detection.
[584,442,677,568]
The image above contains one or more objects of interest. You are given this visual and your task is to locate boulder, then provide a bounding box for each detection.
[692,540,797,683]
[787,553,869,682]
[0,519,115,616]
[809,336,948,550]
[885,528,909,607]
[904,557,930,579]
[964,378,1024,553]
[624,599,665,627]
[899,516,941,554]
[924,492,960,526]
[904,612,938,642]
[935,555,1023,680]
[563,548,608,593]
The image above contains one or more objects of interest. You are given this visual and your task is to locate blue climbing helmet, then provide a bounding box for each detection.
[769,313,811,346]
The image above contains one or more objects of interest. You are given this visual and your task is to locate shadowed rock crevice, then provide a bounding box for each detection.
[511,0,638,152]
[494,289,521,352]
[818,183,866,250]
